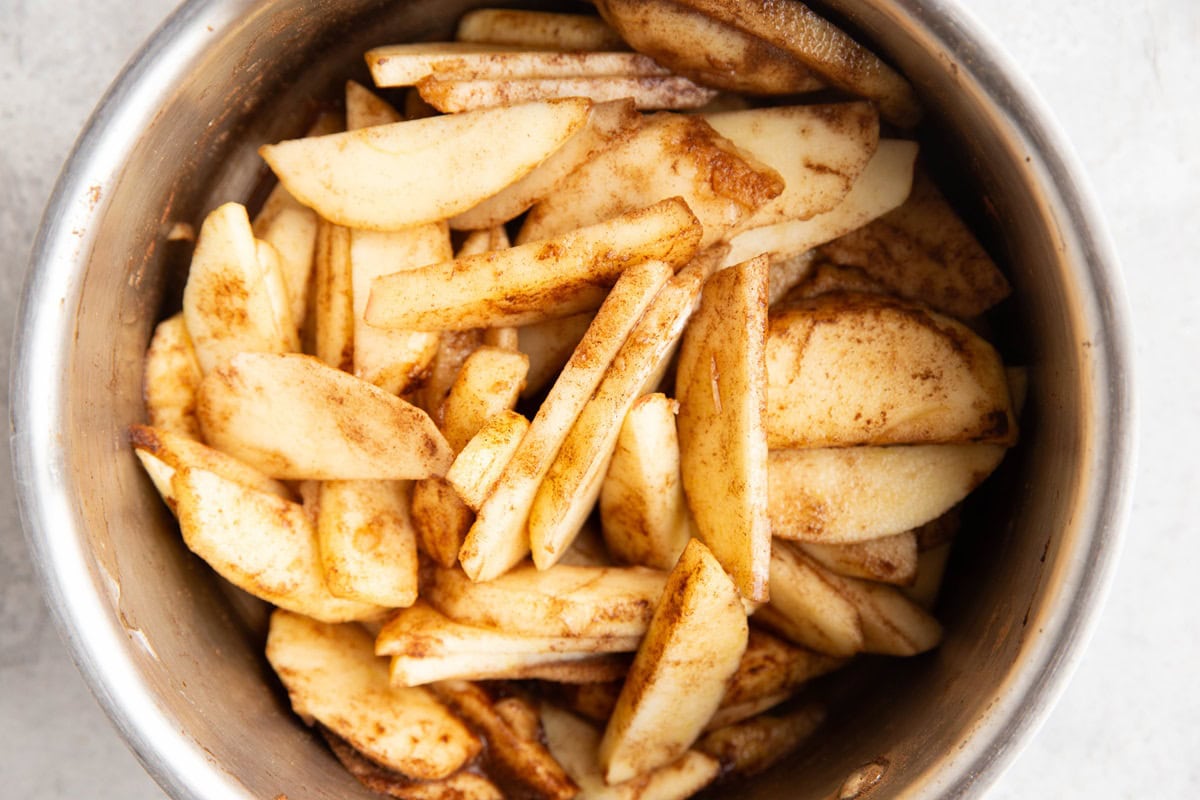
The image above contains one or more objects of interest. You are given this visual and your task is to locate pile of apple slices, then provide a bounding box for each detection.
[132,5,1021,798]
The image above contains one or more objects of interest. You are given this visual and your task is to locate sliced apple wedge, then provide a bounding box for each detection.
[264,610,479,780]
[456,8,628,50]
[721,139,918,268]
[459,260,673,581]
[427,681,578,800]
[767,251,816,307]
[542,703,720,800]
[196,352,452,480]
[599,393,689,570]
[322,728,503,800]
[838,576,943,656]
[768,444,1004,543]
[756,542,863,657]
[800,531,919,585]
[529,263,707,569]
[440,346,529,453]
[519,113,783,250]
[259,97,592,230]
[426,562,667,640]
[450,98,642,230]
[456,8,627,51]
[173,468,382,621]
[377,601,641,658]
[905,541,954,610]
[379,601,637,685]
[182,202,298,374]
[598,539,749,784]
[342,82,452,395]
[251,113,341,330]
[317,479,419,608]
[143,313,204,439]
[313,218,355,371]
[676,256,771,602]
[417,74,718,113]
[596,0,825,95]
[344,78,403,129]
[391,650,630,687]
[129,424,290,505]
[367,44,671,86]
[816,171,1012,319]
[698,704,824,778]
[445,410,530,512]
[517,311,594,398]
[415,330,483,423]
[411,476,475,570]
[366,198,701,332]
[635,0,922,126]
[765,293,1016,448]
[704,103,879,226]
[711,629,844,730]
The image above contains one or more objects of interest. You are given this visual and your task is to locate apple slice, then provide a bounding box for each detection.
[251,112,341,330]
[675,256,771,602]
[756,542,864,657]
[450,98,642,230]
[599,393,690,570]
[767,251,816,307]
[528,263,707,569]
[517,311,594,398]
[768,444,1004,543]
[704,103,879,226]
[445,410,530,512]
[143,313,204,439]
[426,563,667,640]
[351,224,452,394]
[711,629,844,730]
[259,97,592,230]
[598,539,749,784]
[459,260,673,581]
[519,113,783,250]
[313,218,355,371]
[391,651,630,687]
[379,601,637,686]
[378,601,640,658]
[367,44,671,86]
[344,78,403,129]
[816,171,1012,319]
[411,475,475,569]
[765,293,1016,448]
[173,468,382,622]
[721,139,918,268]
[265,609,479,780]
[366,198,700,332]
[322,729,502,800]
[129,424,290,506]
[800,531,918,585]
[197,352,452,480]
[417,74,718,114]
[697,704,824,778]
[427,681,578,800]
[316,479,419,608]
[457,8,626,50]
[837,576,943,656]
[440,346,529,453]
[905,541,955,610]
[182,202,298,374]
[596,0,824,95]
[634,0,922,126]
[542,704,720,800]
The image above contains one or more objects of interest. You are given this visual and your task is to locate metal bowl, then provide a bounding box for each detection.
[11,1,1134,797]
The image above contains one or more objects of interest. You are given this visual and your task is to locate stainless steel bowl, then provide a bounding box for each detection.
[11,1,1134,797]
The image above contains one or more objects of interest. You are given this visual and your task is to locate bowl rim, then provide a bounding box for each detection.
[10,1,1135,798]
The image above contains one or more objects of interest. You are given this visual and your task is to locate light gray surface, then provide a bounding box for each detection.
[0,0,1194,797]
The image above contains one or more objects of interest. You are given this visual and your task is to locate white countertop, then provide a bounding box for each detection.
[2,1,1196,797]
